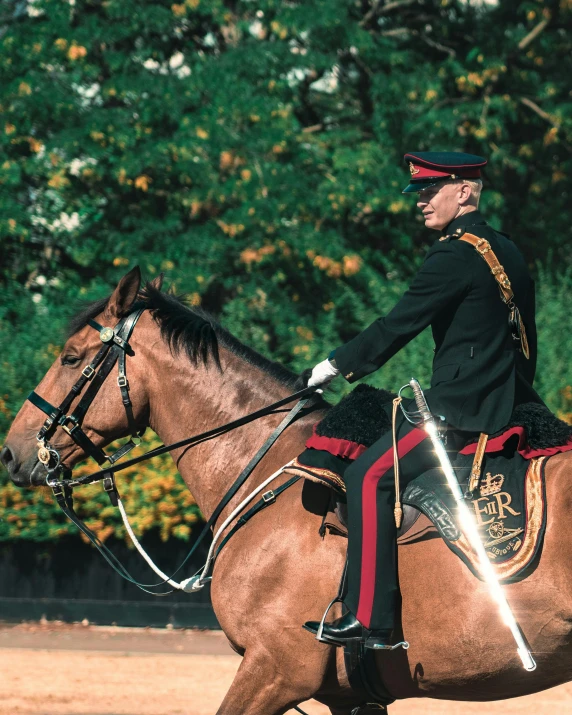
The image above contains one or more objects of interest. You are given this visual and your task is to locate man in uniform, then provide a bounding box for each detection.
[304,151,542,649]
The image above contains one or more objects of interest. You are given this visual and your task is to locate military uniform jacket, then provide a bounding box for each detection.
[333,211,542,434]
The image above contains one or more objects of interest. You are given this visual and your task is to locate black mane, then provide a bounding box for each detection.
[68,283,301,389]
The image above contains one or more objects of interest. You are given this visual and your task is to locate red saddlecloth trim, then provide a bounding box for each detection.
[460,425,572,460]
[305,427,367,460]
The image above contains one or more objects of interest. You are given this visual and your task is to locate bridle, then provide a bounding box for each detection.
[25,307,318,594]
[28,310,146,480]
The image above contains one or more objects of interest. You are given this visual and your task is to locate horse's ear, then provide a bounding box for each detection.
[105,266,142,319]
[149,272,164,291]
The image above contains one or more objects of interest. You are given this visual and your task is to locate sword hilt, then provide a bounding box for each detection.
[409,378,432,423]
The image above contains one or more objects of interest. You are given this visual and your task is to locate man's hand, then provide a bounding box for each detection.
[307,358,340,388]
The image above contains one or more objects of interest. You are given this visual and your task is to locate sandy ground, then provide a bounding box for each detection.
[1,622,572,714]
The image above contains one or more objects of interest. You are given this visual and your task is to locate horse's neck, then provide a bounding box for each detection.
[147,347,298,519]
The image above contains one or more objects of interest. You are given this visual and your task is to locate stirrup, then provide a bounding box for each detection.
[314,595,344,644]
[364,637,409,651]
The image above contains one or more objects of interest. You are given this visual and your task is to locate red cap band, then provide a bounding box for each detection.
[409,163,482,181]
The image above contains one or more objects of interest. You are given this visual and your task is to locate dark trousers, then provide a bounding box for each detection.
[343,406,475,630]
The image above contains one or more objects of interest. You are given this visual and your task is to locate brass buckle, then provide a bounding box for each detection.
[51,481,65,500]
[117,375,128,388]
[262,490,276,504]
[61,417,78,436]
[476,238,491,254]
[82,365,95,379]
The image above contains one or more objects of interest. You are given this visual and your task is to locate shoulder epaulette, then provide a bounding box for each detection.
[439,227,466,242]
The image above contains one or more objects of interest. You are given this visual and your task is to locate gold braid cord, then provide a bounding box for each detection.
[392,396,403,528]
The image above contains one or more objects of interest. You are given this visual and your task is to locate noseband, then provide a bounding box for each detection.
[27,309,146,480]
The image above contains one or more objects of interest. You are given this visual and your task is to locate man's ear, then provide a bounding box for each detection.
[104,266,142,320]
[149,272,164,291]
[458,182,473,205]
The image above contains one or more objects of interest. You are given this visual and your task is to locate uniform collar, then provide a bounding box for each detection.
[442,209,487,237]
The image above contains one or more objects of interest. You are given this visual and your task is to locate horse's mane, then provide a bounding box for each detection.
[68,283,301,389]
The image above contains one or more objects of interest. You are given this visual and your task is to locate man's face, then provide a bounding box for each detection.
[416,181,464,231]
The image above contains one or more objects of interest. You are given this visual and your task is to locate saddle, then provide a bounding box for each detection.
[286,384,572,583]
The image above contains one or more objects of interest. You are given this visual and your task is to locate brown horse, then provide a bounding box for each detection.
[3,267,572,714]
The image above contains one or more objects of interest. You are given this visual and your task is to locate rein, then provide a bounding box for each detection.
[50,384,318,489]
[27,308,319,593]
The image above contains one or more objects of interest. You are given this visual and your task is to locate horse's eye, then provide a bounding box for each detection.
[61,355,81,367]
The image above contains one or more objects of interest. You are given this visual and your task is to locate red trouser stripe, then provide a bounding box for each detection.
[356,427,428,628]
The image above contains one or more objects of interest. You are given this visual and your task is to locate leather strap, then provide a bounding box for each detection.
[459,232,513,303]
[214,475,301,557]
[30,310,145,469]
[51,393,313,592]
[70,385,318,486]
[459,232,529,359]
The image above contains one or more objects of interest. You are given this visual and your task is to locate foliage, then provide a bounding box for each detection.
[0,0,571,542]
[0,432,202,543]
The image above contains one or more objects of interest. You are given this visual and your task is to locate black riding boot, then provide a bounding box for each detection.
[303,611,392,648]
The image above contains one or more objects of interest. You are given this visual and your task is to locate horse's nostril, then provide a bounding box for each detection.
[0,445,14,472]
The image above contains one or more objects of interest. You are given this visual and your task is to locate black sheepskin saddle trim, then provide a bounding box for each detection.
[489,402,572,449]
[316,385,572,450]
[315,384,397,447]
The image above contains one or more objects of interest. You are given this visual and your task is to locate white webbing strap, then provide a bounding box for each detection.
[116,460,294,593]
[117,498,184,590]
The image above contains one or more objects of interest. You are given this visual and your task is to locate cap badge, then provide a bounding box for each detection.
[409,162,420,176]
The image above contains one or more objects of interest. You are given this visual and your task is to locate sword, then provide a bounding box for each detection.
[406,378,536,672]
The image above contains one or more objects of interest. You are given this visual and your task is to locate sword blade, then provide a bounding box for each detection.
[409,379,536,672]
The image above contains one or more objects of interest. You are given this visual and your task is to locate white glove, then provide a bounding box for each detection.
[307,358,340,388]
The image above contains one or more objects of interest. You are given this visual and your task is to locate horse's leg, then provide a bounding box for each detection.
[216,649,327,715]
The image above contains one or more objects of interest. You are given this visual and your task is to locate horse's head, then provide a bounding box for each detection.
[1,267,154,487]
